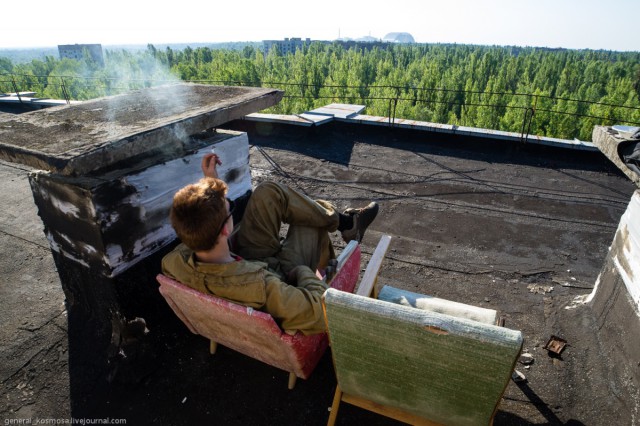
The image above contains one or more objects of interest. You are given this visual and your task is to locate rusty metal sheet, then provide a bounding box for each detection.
[544,335,568,355]
[0,84,283,175]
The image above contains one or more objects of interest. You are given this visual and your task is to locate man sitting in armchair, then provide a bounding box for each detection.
[162,153,379,335]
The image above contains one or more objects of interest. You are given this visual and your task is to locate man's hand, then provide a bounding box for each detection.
[287,265,305,284]
[286,265,324,284]
[201,153,222,179]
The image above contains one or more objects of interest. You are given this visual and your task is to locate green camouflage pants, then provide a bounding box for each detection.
[232,181,339,274]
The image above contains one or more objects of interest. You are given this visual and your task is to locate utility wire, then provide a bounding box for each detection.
[4,72,639,112]
[3,73,639,127]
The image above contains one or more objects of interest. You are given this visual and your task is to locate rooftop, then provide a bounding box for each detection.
[1,99,638,424]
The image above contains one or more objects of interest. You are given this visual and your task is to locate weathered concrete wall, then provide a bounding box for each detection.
[592,126,640,188]
[588,189,640,417]
[26,129,253,396]
[0,84,282,176]
[29,130,251,278]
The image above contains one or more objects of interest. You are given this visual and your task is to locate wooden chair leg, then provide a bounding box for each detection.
[288,372,297,390]
[209,340,217,354]
[327,385,343,426]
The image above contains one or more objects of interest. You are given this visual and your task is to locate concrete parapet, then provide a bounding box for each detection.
[0,84,283,175]
[588,189,640,416]
[28,130,250,278]
[592,125,640,188]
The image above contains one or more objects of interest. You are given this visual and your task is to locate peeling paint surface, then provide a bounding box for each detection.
[30,130,252,277]
[99,130,251,276]
[47,194,82,218]
[612,190,640,311]
[125,131,251,201]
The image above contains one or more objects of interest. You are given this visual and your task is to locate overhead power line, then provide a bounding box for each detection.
[2,73,639,131]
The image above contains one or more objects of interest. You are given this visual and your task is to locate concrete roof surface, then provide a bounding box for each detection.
[0,119,637,425]
[0,84,283,175]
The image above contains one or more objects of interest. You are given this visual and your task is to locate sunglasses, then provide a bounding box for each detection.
[215,198,235,239]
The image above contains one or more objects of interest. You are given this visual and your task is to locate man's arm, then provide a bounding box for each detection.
[263,267,329,335]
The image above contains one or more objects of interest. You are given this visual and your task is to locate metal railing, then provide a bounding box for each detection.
[2,72,639,141]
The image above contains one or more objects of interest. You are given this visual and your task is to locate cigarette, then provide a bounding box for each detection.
[211,148,216,155]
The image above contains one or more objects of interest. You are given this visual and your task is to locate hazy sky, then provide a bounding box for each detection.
[1,0,638,51]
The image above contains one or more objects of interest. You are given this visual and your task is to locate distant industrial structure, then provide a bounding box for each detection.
[58,44,104,65]
[382,32,415,43]
[262,33,415,55]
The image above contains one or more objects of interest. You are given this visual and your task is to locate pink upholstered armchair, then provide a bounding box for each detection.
[156,241,361,389]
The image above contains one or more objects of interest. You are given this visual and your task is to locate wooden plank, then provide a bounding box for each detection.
[356,235,391,297]
[288,373,297,390]
[327,386,343,426]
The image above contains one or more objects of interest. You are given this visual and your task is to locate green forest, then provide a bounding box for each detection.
[1,42,639,141]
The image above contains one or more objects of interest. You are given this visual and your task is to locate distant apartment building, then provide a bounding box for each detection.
[58,44,104,65]
[262,38,311,55]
